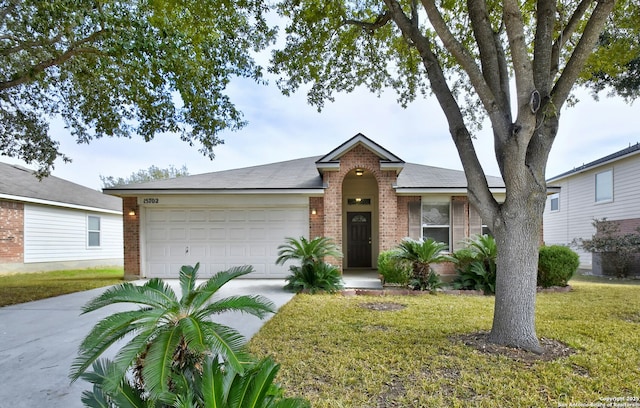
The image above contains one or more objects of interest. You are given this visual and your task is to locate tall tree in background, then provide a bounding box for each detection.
[100,164,189,188]
[271,0,637,352]
[1,0,275,177]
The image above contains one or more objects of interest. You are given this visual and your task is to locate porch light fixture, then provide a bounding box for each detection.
[355,169,364,176]
[355,198,362,203]
[311,208,317,215]
[128,209,136,216]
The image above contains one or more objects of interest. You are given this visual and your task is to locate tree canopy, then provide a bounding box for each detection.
[100,164,189,188]
[270,0,638,352]
[0,0,275,177]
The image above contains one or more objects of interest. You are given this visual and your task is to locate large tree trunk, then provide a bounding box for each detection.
[488,193,545,354]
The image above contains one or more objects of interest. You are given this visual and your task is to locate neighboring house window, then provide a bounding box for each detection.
[550,193,560,212]
[88,216,101,247]
[422,202,450,248]
[595,169,613,202]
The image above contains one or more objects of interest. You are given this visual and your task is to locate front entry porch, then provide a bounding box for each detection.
[342,269,382,289]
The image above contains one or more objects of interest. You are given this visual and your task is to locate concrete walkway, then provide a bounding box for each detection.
[0,279,294,408]
[0,272,380,407]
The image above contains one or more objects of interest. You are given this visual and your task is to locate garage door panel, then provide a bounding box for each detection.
[229,228,246,240]
[169,228,187,240]
[145,207,307,278]
[169,210,187,222]
[189,228,207,240]
[209,228,226,240]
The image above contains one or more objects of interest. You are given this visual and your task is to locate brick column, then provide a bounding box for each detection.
[123,197,141,280]
[309,197,324,239]
[0,200,24,263]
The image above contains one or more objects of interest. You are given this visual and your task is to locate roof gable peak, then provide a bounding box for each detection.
[316,133,405,174]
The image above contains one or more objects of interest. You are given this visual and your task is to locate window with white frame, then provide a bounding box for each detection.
[88,216,101,247]
[549,193,560,212]
[422,202,450,248]
[595,169,613,202]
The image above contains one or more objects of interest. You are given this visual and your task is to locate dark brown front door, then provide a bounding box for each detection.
[347,212,372,268]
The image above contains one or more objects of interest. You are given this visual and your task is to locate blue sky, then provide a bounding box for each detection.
[5,75,640,191]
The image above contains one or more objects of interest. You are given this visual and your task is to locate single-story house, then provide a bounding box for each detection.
[105,134,505,279]
[543,142,640,275]
[0,162,123,274]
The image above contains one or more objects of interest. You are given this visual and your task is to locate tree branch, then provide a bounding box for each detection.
[420,0,500,118]
[0,31,66,56]
[384,0,499,224]
[550,0,592,77]
[343,11,392,33]
[467,0,508,111]
[552,0,616,108]
[0,30,106,90]
[502,0,535,113]
[533,0,556,94]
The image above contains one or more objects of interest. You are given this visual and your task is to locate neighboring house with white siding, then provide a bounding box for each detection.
[543,143,640,273]
[0,162,123,274]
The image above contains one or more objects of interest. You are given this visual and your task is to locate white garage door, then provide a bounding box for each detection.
[144,207,308,278]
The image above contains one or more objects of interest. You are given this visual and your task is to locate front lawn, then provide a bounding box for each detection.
[249,279,640,407]
[0,268,124,307]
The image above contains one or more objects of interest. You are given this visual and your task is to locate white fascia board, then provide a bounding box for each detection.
[106,188,326,196]
[0,193,122,215]
[394,187,508,195]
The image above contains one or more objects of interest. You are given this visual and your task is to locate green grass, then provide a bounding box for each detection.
[249,279,640,407]
[0,268,124,307]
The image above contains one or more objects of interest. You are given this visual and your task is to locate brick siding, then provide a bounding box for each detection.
[309,197,324,238]
[0,200,24,263]
[122,197,140,279]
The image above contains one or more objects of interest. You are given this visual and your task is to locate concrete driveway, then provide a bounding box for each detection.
[0,279,294,408]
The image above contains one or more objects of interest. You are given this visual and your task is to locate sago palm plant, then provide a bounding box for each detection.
[69,263,275,398]
[395,238,451,291]
[276,236,344,293]
[276,236,342,267]
[80,355,310,407]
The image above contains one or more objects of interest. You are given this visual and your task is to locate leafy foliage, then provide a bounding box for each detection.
[284,263,344,294]
[70,263,275,397]
[1,0,276,177]
[573,219,640,278]
[377,249,411,285]
[100,165,189,188]
[537,245,579,288]
[80,356,310,408]
[394,238,451,291]
[452,235,497,294]
[276,236,342,267]
[277,237,344,293]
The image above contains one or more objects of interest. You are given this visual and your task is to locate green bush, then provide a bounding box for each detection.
[284,262,344,294]
[377,250,411,285]
[538,245,579,287]
[451,235,497,294]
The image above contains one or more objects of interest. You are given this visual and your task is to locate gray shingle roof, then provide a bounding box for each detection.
[548,142,640,182]
[104,156,504,193]
[0,162,122,212]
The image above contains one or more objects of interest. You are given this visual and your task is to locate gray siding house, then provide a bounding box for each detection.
[0,162,123,274]
[543,143,640,273]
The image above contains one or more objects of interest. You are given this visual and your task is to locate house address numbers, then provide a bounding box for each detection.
[143,198,159,204]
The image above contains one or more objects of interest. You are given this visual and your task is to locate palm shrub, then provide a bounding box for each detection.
[80,355,310,407]
[394,238,451,291]
[277,236,344,293]
[377,249,411,285]
[538,245,579,287]
[70,263,276,400]
[452,234,497,294]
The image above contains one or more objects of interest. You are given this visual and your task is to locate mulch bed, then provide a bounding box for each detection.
[452,331,576,362]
